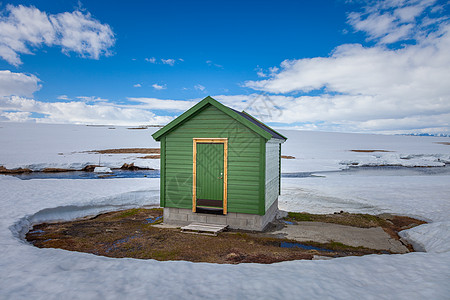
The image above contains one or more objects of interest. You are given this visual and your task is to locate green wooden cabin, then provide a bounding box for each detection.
[152,96,287,231]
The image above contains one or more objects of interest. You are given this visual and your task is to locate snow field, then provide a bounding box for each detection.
[0,122,449,299]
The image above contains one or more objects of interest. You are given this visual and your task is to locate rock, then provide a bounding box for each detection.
[82,165,100,172]
[120,163,153,170]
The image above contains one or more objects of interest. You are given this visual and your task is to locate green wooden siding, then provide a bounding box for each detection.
[196,143,224,201]
[163,104,264,214]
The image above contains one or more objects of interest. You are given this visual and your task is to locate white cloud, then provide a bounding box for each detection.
[161,58,175,66]
[133,83,142,88]
[0,111,33,122]
[255,66,267,77]
[347,0,441,44]
[254,66,279,78]
[206,60,223,68]
[242,0,450,134]
[0,70,41,97]
[145,57,180,66]
[0,4,115,66]
[194,84,205,91]
[76,96,107,103]
[0,71,177,125]
[127,98,196,111]
[213,93,450,134]
[152,83,166,90]
[0,96,172,125]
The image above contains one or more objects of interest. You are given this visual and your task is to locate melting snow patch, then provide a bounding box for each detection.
[340,153,449,168]
[94,167,113,173]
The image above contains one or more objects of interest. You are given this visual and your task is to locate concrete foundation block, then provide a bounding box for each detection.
[188,214,207,223]
[226,212,238,219]
[227,218,248,228]
[206,215,227,225]
[171,213,188,222]
[163,199,279,231]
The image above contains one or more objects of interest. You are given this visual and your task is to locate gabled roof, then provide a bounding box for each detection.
[152,96,287,141]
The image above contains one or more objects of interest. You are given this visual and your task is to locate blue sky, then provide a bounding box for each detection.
[0,0,449,134]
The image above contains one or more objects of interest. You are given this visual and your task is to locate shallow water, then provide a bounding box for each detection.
[13,169,160,180]
[11,165,449,180]
[279,241,333,252]
[283,165,450,178]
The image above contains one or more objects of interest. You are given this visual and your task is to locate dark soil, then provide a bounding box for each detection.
[26,209,421,264]
[137,155,161,159]
[350,150,393,153]
[42,168,74,173]
[88,148,160,154]
[0,166,32,174]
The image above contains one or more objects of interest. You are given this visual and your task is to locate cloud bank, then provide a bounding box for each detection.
[244,0,450,134]
[0,95,173,125]
[0,71,191,125]
[0,4,115,66]
[0,70,41,97]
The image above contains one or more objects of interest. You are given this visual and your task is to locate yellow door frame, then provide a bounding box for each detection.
[192,138,228,214]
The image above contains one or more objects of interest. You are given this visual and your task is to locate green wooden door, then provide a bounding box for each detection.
[196,143,224,208]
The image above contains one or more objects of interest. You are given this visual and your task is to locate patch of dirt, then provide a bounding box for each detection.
[350,150,393,153]
[434,142,450,145]
[88,148,160,154]
[281,155,295,159]
[286,211,388,228]
[26,208,397,264]
[377,214,427,249]
[138,155,160,159]
[0,166,32,174]
[42,168,74,173]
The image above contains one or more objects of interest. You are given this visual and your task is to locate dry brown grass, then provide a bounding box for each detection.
[350,150,393,153]
[0,166,32,174]
[138,155,161,159]
[89,148,160,154]
[435,142,450,146]
[26,208,392,264]
[42,168,74,172]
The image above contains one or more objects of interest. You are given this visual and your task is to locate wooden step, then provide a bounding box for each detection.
[181,223,228,236]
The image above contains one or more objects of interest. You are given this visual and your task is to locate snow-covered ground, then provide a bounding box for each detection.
[281,129,450,172]
[0,122,449,299]
[1,123,449,172]
[0,122,161,171]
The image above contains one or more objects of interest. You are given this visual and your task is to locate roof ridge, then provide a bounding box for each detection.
[152,96,287,141]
